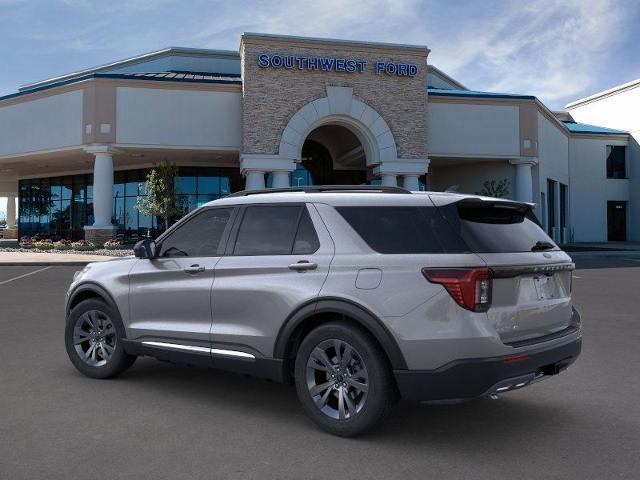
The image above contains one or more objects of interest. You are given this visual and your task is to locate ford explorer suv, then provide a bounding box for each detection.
[65,185,582,436]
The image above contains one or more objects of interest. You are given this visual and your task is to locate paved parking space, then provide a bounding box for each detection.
[0,260,639,479]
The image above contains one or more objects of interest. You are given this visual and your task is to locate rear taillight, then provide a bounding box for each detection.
[422,268,492,312]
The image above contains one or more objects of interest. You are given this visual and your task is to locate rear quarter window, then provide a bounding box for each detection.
[336,206,468,254]
[441,201,558,253]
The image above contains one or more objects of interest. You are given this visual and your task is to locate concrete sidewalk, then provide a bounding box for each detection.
[0,251,118,266]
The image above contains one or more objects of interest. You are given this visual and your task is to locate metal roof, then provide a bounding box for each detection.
[428,87,535,100]
[116,71,241,82]
[562,121,628,135]
[19,47,240,92]
[0,71,242,103]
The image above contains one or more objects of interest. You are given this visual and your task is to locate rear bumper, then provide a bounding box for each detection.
[394,332,582,402]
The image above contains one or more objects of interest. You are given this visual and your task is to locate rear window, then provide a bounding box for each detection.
[336,206,468,254]
[442,200,558,253]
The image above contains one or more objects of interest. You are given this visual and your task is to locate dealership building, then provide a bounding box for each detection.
[0,33,637,244]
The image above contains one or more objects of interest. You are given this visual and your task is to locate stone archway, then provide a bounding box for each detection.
[240,85,429,190]
[278,86,398,168]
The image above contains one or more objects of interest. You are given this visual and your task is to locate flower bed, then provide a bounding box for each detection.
[0,246,133,257]
[103,239,123,250]
[70,240,96,251]
[54,239,73,250]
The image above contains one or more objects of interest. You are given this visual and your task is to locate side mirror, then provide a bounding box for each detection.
[133,239,157,259]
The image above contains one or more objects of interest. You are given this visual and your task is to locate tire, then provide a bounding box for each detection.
[294,321,397,437]
[65,298,136,379]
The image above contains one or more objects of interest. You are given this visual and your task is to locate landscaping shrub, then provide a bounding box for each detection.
[70,240,96,251]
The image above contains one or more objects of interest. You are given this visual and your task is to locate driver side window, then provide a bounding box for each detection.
[159,208,233,257]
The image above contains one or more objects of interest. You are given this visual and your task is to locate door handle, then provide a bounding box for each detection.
[288,260,318,272]
[184,264,205,274]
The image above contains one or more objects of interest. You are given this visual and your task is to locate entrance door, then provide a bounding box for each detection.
[607,201,627,241]
[301,140,367,185]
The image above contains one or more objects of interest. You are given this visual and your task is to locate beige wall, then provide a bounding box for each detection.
[427,102,520,157]
[115,86,242,148]
[0,90,83,157]
[430,161,516,198]
[240,35,428,159]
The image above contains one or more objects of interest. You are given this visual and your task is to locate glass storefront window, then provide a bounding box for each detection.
[18,166,241,241]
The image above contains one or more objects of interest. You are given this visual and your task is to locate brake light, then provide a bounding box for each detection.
[422,268,492,312]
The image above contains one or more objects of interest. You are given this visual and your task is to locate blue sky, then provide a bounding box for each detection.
[1,0,640,215]
[0,0,639,109]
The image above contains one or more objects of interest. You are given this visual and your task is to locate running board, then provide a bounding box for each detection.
[122,339,285,383]
[140,340,255,360]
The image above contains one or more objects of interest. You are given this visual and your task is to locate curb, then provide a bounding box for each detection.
[0,262,95,266]
[568,251,640,258]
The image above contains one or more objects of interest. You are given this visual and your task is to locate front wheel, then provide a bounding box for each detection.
[65,298,136,379]
[294,321,396,436]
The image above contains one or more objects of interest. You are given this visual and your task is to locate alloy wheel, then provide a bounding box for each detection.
[72,310,117,367]
[305,339,369,420]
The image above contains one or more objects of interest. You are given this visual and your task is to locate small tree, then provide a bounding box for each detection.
[476,178,510,198]
[136,161,182,231]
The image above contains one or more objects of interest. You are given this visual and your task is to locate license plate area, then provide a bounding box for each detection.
[533,274,556,300]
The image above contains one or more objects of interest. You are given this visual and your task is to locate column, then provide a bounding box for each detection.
[402,175,420,192]
[83,146,117,245]
[271,171,290,189]
[374,159,429,191]
[92,152,114,227]
[6,195,16,229]
[380,174,398,187]
[240,154,295,192]
[244,170,265,190]
[510,158,537,203]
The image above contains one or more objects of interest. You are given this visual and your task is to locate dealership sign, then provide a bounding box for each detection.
[257,54,418,77]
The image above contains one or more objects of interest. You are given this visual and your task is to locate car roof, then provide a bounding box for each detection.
[203,187,533,208]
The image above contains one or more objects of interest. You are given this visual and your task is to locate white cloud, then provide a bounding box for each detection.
[2,0,634,109]
[426,0,628,107]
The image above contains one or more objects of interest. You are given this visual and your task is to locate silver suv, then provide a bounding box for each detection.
[65,186,582,436]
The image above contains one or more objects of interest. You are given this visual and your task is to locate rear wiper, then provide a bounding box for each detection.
[531,241,555,251]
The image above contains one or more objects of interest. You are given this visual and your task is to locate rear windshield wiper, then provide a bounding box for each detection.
[531,241,555,251]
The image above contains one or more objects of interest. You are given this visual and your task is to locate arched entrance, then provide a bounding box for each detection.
[295,124,368,186]
[243,86,428,191]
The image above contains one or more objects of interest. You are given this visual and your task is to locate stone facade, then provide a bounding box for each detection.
[240,34,429,161]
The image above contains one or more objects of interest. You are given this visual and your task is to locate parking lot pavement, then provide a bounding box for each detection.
[1,261,639,480]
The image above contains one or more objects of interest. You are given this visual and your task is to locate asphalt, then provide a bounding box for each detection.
[1,257,639,480]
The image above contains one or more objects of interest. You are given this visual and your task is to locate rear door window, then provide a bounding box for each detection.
[336,206,468,254]
[232,205,320,256]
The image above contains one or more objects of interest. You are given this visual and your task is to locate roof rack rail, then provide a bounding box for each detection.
[227,185,411,197]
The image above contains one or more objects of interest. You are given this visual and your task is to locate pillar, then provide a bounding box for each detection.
[380,174,398,187]
[240,154,295,192]
[6,195,16,229]
[271,171,290,189]
[510,158,537,203]
[402,175,420,192]
[245,170,266,190]
[83,146,117,245]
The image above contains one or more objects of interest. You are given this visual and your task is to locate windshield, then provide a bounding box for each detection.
[440,200,558,253]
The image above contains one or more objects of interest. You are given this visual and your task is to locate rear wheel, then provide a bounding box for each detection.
[294,321,396,436]
[65,299,136,379]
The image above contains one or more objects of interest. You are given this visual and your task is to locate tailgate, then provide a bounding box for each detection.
[432,195,576,345]
[479,252,574,344]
